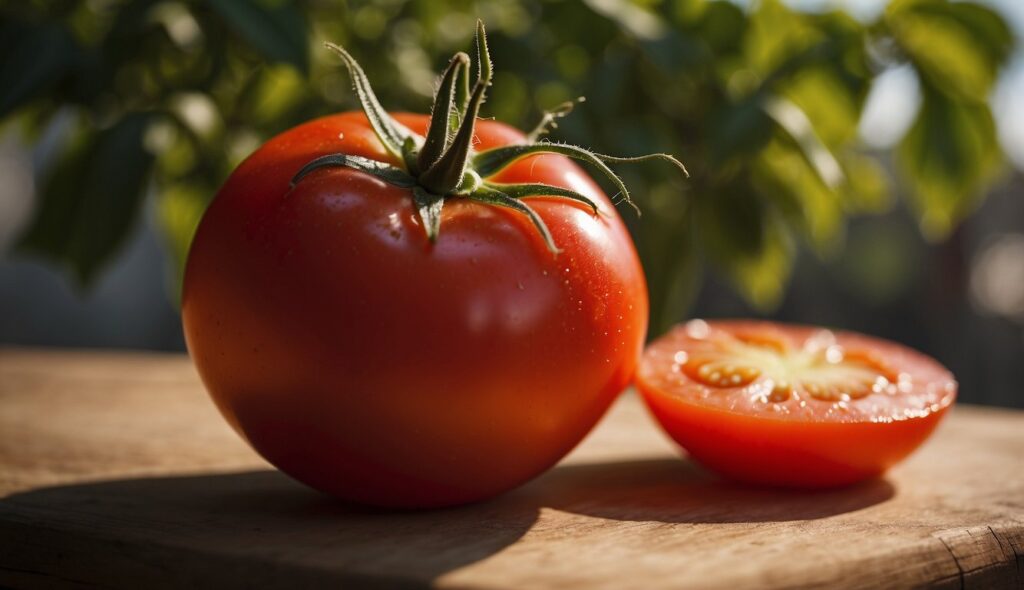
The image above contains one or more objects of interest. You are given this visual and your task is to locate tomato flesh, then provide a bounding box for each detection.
[637,320,956,487]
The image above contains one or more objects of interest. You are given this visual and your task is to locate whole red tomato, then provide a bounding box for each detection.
[182,23,680,507]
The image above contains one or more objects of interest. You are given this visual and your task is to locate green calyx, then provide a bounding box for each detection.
[291,20,688,254]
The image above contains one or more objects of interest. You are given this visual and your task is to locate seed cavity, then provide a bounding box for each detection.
[768,382,792,402]
[680,329,899,404]
[685,360,761,388]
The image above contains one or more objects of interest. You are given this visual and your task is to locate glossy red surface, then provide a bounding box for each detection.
[182,112,648,507]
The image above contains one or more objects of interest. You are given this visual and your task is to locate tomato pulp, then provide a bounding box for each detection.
[182,112,648,507]
[637,320,956,487]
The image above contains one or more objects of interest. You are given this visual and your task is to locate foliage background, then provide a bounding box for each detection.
[1,0,1023,407]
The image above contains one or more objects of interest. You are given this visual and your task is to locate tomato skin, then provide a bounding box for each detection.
[642,393,948,487]
[637,320,956,488]
[182,112,648,507]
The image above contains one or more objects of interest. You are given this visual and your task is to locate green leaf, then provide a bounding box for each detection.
[697,185,794,309]
[752,138,843,254]
[839,153,892,214]
[897,88,1002,239]
[695,1,748,55]
[744,0,821,76]
[208,0,309,73]
[645,212,702,336]
[887,0,1009,102]
[0,22,76,118]
[582,0,668,41]
[654,241,701,335]
[781,66,863,147]
[156,181,210,302]
[945,2,1014,66]
[246,64,309,125]
[763,96,843,190]
[17,113,155,286]
[708,98,774,165]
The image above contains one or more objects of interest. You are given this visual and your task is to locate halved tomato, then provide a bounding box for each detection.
[637,320,957,487]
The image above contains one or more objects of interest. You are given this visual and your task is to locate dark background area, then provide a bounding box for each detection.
[1,0,1022,409]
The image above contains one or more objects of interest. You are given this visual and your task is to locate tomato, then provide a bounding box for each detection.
[181,99,656,503]
[637,320,956,487]
[181,22,687,507]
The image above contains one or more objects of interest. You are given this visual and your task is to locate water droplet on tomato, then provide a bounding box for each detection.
[684,319,709,339]
[825,345,844,364]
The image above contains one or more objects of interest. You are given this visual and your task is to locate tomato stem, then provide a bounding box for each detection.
[419,21,493,195]
[293,19,688,254]
[417,52,470,174]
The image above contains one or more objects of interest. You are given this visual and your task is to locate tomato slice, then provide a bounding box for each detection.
[637,320,957,487]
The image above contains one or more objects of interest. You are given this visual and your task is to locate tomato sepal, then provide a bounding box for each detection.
[417,52,471,173]
[294,20,687,253]
[323,41,413,160]
[473,143,688,215]
[468,185,560,253]
[412,186,444,242]
[290,154,417,190]
[526,97,585,142]
[484,182,600,214]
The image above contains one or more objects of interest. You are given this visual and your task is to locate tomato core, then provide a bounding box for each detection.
[681,327,898,404]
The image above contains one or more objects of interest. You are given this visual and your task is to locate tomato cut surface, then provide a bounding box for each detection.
[637,320,956,487]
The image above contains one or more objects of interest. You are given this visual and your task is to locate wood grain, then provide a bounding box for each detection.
[0,347,1022,589]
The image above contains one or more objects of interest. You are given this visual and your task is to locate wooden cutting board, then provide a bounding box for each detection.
[1,348,1022,589]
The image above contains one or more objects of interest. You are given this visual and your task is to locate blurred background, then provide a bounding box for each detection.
[1,0,1021,408]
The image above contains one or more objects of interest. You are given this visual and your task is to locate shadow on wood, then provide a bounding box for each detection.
[0,469,538,588]
[524,458,896,524]
[0,456,895,587]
